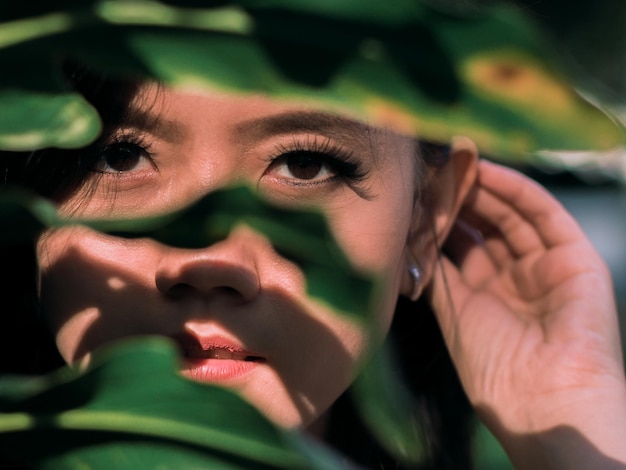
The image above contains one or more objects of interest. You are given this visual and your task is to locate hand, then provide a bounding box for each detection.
[428,159,626,468]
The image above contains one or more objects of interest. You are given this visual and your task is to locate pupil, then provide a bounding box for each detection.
[103,144,142,172]
[287,154,322,180]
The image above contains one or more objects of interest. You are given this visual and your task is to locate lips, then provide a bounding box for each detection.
[170,332,266,383]
[183,345,264,362]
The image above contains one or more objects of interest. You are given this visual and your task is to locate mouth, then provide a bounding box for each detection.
[170,332,266,384]
[182,346,264,362]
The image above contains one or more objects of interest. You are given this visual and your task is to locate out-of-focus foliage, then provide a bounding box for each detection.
[0,1,623,469]
[0,0,622,158]
[520,0,626,183]
[0,185,429,468]
[351,344,427,464]
[454,0,626,183]
[0,337,354,469]
[0,185,374,318]
[515,0,626,104]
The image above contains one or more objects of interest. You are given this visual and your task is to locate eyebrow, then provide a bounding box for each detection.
[234,110,374,142]
[116,106,186,143]
[115,107,377,148]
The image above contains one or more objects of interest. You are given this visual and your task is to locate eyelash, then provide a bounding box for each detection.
[266,138,369,185]
[84,132,370,194]
[87,130,156,175]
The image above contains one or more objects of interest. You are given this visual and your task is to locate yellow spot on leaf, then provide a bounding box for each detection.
[463,51,574,112]
[364,98,419,136]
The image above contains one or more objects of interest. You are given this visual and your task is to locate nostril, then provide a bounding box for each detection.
[166,283,196,299]
[217,286,241,297]
[155,245,261,302]
[163,283,249,300]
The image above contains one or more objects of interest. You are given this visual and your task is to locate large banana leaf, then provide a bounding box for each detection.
[0,337,354,469]
[0,0,622,157]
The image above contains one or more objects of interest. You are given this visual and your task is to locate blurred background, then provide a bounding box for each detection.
[474,1,626,466]
[508,0,626,336]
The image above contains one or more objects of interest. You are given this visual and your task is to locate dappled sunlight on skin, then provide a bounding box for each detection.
[31,84,485,451]
[54,307,99,372]
[33,85,439,431]
[107,277,127,290]
[38,226,375,430]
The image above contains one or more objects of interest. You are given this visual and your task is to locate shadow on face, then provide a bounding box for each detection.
[38,226,372,429]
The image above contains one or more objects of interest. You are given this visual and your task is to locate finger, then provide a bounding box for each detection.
[458,183,545,263]
[452,173,544,273]
[477,160,587,248]
[444,217,500,288]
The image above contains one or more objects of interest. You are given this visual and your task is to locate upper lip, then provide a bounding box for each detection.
[169,332,265,362]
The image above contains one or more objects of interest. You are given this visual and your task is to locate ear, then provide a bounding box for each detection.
[399,136,478,299]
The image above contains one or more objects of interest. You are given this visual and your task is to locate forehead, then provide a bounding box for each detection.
[125,83,418,157]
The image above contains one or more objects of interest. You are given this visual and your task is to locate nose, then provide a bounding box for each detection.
[155,225,262,302]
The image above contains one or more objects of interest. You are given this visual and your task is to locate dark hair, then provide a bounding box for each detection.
[0,68,474,469]
[0,66,143,374]
[326,297,475,470]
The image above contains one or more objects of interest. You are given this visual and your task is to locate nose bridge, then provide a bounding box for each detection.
[155,224,268,301]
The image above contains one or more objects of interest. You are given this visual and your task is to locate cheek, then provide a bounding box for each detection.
[36,228,158,365]
[38,231,88,365]
[325,191,414,334]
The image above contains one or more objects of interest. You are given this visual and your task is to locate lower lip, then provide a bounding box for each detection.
[179,358,263,384]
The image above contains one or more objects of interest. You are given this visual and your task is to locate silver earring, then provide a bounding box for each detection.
[408,262,422,301]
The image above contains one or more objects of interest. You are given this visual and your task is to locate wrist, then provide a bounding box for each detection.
[478,382,626,469]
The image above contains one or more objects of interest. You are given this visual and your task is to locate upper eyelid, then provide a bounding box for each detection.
[98,129,157,161]
[265,136,355,161]
[265,138,369,179]
[262,139,374,199]
[87,131,159,174]
[102,127,152,145]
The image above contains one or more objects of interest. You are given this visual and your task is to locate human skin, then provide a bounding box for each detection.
[36,85,477,430]
[431,161,626,468]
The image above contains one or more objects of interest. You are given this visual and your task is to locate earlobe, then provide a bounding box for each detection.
[406,254,424,301]
[400,136,479,300]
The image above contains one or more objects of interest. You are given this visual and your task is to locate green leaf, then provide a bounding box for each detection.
[0,1,90,23]
[36,441,256,470]
[425,4,625,158]
[0,187,65,245]
[351,343,426,465]
[0,337,353,469]
[0,1,622,156]
[0,185,375,320]
[93,186,375,318]
[0,90,101,150]
[232,0,424,25]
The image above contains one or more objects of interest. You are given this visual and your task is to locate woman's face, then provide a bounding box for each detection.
[37,85,421,429]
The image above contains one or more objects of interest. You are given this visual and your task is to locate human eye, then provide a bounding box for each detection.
[264,138,368,186]
[89,131,156,175]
